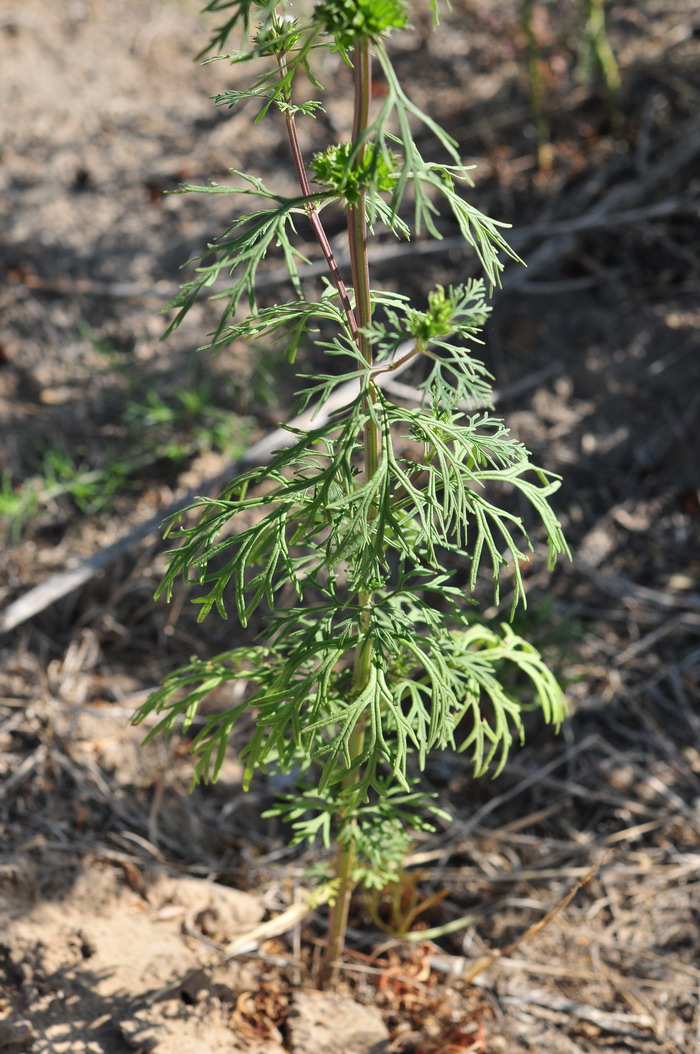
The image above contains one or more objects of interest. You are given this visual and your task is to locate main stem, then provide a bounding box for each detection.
[319,37,379,990]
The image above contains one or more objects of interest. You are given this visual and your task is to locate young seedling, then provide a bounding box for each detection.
[579,0,620,118]
[134,0,569,987]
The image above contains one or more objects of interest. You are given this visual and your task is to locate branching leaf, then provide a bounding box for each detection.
[163,174,325,337]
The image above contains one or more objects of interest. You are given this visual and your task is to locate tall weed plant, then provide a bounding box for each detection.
[134,0,569,986]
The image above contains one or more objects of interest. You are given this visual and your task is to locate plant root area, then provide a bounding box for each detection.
[1,1,699,1051]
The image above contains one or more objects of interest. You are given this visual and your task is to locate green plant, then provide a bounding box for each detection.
[0,444,134,540]
[133,0,569,986]
[38,443,133,515]
[521,0,552,171]
[124,378,248,462]
[0,471,40,543]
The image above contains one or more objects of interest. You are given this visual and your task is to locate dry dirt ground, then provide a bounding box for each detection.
[1,1,700,1051]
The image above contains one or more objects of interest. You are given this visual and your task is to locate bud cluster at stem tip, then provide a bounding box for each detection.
[408,286,460,344]
[315,0,409,52]
[254,13,301,55]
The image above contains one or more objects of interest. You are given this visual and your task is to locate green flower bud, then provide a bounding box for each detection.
[254,14,300,56]
[314,0,408,51]
[407,286,458,344]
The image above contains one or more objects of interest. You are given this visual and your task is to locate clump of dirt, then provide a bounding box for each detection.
[1,859,262,1053]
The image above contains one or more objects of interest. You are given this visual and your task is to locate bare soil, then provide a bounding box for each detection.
[1,1,699,1051]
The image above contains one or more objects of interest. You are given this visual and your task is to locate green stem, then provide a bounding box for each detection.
[371,342,420,377]
[319,37,378,990]
[583,0,620,119]
[280,58,360,343]
[522,0,552,171]
[348,40,380,481]
[318,628,371,987]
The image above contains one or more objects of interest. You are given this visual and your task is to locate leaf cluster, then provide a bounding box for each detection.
[135,611,565,809]
[152,386,566,617]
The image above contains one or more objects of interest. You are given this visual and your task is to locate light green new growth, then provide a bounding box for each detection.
[134,0,570,986]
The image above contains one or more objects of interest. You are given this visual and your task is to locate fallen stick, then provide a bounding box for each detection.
[382,361,559,411]
[219,883,332,962]
[578,560,700,614]
[144,883,333,1006]
[458,853,609,985]
[500,127,700,292]
[10,194,695,302]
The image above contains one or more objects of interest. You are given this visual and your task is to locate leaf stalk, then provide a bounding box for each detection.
[280,56,360,343]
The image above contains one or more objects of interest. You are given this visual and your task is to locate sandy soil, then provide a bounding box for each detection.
[1,1,700,1051]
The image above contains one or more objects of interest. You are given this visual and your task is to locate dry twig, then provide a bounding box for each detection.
[458,854,610,985]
